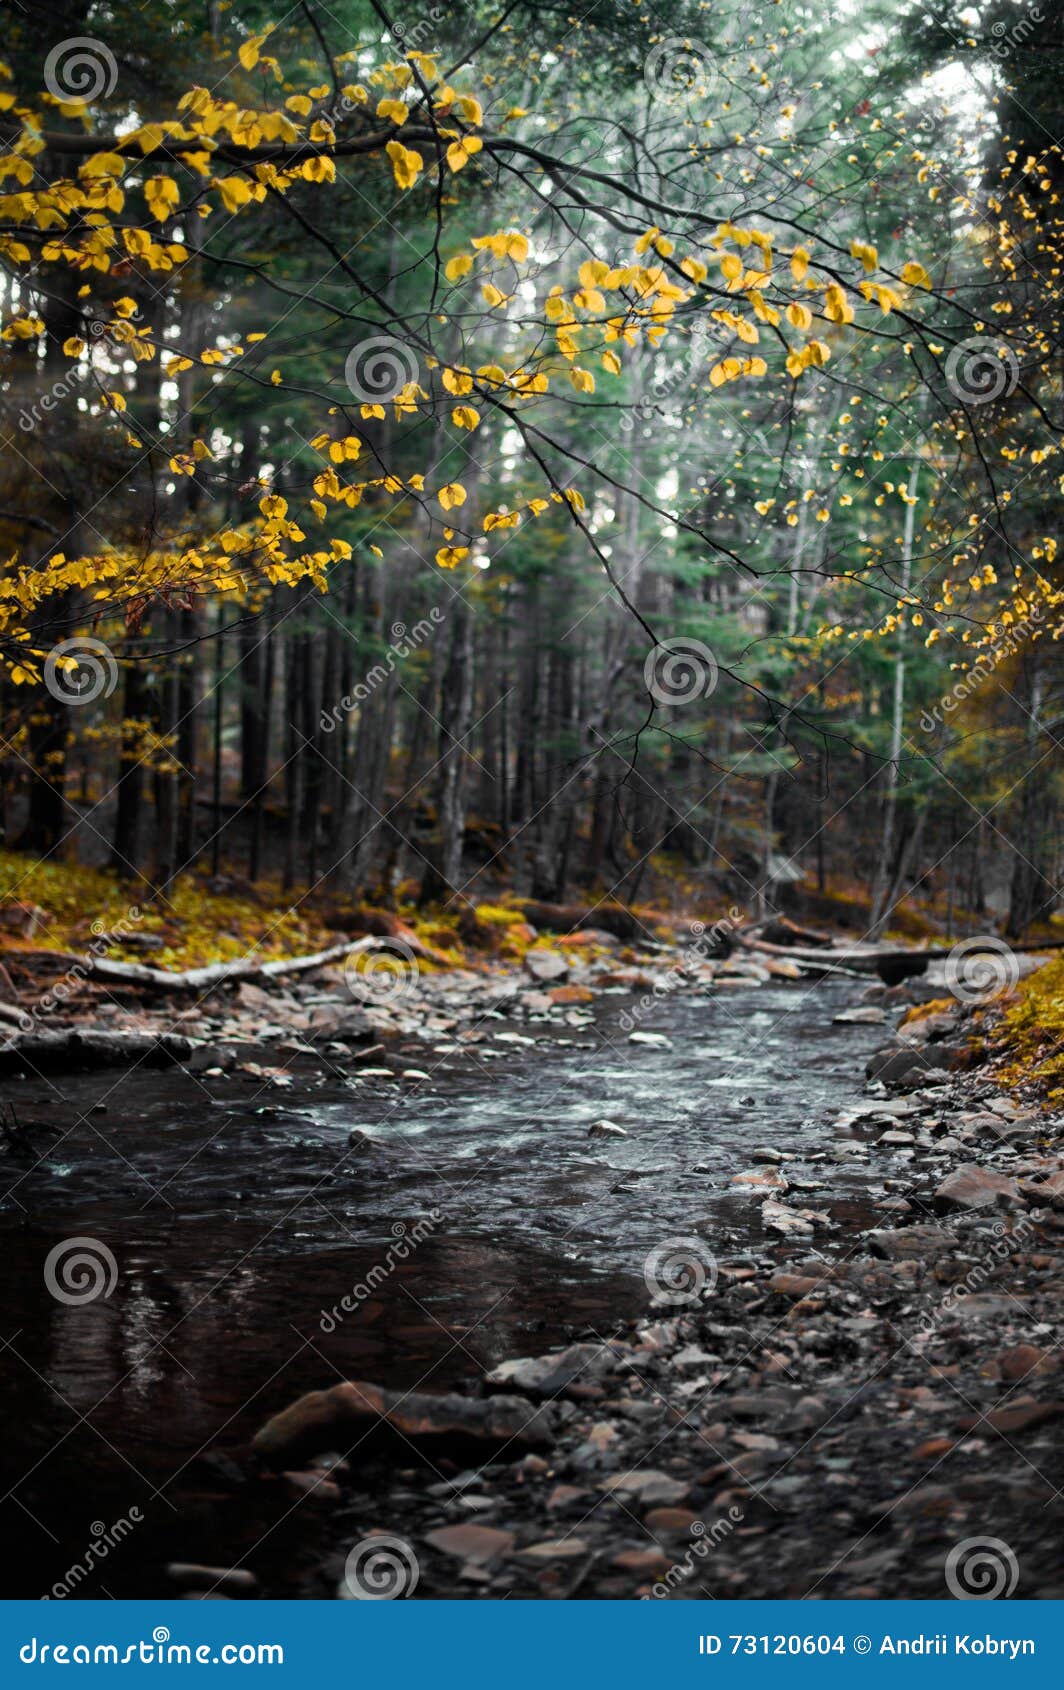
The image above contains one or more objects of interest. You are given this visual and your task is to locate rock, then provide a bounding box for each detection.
[987,1344,1057,1381]
[546,1484,587,1510]
[523,951,569,983]
[867,1223,954,1260]
[0,901,48,937]
[611,1548,671,1574]
[517,1539,591,1560]
[833,1006,887,1024]
[761,1199,829,1235]
[598,1470,689,1505]
[956,1400,1064,1436]
[166,1564,258,1595]
[768,1272,824,1298]
[252,1380,557,1467]
[424,1524,514,1566]
[750,1147,787,1163]
[645,1507,699,1533]
[627,1031,672,1048]
[731,1167,789,1191]
[484,1341,619,1399]
[587,1119,627,1139]
[878,1130,916,1145]
[548,985,594,1005]
[865,1045,961,1086]
[934,1164,1023,1212]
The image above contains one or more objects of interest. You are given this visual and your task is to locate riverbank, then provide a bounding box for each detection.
[2,924,1061,1600]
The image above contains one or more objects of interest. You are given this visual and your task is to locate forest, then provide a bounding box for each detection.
[1,0,1063,1614]
[0,0,1059,941]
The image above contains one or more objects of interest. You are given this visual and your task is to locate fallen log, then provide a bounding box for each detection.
[0,1029,194,1074]
[3,935,406,996]
[737,932,931,982]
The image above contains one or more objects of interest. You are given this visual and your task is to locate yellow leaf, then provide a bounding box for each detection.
[451,405,480,430]
[386,140,423,190]
[438,482,467,511]
[901,260,933,290]
[445,253,473,282]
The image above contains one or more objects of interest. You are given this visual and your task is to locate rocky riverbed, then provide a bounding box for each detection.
[2,930,1062,1600]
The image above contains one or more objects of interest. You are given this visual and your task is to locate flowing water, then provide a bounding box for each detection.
[0,977,890,1596]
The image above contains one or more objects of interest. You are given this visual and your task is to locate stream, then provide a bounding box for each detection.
[0,975,891,1597]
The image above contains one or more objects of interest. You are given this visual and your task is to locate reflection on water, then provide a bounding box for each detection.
[0,979,887,1595]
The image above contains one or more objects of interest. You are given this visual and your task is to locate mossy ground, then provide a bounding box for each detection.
[992,954,1064,1103]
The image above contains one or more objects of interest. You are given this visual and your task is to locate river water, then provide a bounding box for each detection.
[0,976,890,1597]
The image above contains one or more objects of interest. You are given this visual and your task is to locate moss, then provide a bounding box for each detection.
[991,955,1064,1102]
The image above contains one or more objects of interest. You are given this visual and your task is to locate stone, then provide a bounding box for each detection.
[598,1470,689,1505]
[956,1401,1064,1436]
[833,1006,887,1024]
[934,1164,1023,1212]
[611,1548,671,1574]
[989,1344,1057,1381]
[587,1119,627,1139]
[628,1031,672,1048]
[424,1524,514,1566]
[166,1564,258,1595]
[768,1272,824,1298]
[731,1167,788,1191]
[252,1380,557,1467]
[867,1223,954,1260]
[645,1507,699,1533]
[523,951,569,983]
[484,1341,619,1399]
[761,1199,829,1235]
[548,985,595,1005]
[517,1539,590,1560]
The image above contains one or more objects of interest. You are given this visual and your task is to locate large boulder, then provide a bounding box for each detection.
[252,1379,558,1468]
